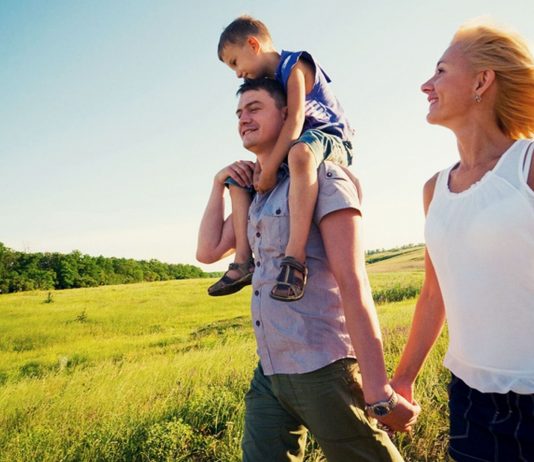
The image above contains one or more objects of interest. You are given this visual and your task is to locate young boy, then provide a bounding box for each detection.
[208,15,354,301]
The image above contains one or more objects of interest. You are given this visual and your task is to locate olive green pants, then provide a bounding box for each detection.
[242,359,404,462]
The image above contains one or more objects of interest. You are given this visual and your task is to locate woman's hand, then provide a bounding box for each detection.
[390,377,415,405]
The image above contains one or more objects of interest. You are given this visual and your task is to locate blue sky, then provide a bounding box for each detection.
[2,0,533,270]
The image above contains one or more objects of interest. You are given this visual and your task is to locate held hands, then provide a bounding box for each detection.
[215,160,255,189]
[375,391,421,434]
[390,376,415,405]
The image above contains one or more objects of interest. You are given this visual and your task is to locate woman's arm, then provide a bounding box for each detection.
[391,174,446,403]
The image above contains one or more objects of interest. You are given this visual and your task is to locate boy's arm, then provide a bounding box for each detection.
[255,60,313,193]
[196,161,254,263]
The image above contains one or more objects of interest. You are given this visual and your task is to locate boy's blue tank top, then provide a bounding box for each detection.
[275,50,353,141]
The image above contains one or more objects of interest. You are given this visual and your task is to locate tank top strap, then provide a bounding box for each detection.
[522,140,534,181]
[433,165,454,196]
[493,139,531,188]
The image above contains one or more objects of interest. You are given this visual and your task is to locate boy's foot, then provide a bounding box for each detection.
[270,256,307,302]
[208,259,254,296]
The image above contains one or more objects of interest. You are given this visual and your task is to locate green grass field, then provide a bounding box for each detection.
[0,257,451,461]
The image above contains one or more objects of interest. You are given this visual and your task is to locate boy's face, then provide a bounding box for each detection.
[221,39,266,79]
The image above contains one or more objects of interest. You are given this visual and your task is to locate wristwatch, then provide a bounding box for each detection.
[365,392,399,417]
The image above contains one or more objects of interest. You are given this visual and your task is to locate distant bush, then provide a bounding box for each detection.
[373,284,421,304]
[19,361,47,379]
[0,242,208,294]
[366,243,424,257]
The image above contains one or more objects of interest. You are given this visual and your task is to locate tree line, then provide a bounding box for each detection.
[0,242,207,294]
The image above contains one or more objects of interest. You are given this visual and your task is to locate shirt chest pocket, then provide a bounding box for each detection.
[250,203,289,257]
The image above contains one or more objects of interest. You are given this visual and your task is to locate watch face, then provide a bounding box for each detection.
[373,405,389,416]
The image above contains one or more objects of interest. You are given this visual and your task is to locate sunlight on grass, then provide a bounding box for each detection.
[0,276,449,461]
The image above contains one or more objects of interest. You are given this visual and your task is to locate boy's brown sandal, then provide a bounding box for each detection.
[208,260,254,296]
[270,256,308,302]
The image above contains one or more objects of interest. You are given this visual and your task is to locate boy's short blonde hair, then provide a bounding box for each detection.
[452,21,534,139]
[218,15,273,61]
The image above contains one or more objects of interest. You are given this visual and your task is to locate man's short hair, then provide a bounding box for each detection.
[218,15,272,60]
[237,78,287,109]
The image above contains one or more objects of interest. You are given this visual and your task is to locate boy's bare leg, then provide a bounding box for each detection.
[226,185,253,279]
[208,184,253,296]
[269,143,315,301]
[284,143,317,264]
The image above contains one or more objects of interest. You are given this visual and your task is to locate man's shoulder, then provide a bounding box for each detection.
[315,162,361,222]
[317,162,352,183]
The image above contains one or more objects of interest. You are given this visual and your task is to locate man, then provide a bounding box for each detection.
[196,78,419,461]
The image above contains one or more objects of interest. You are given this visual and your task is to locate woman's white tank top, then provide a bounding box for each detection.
[425,139,534,394]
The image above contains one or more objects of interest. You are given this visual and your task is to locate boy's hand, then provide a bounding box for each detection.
[255,169,277,193]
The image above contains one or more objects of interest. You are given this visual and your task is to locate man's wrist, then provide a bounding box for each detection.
[365,391,399,417]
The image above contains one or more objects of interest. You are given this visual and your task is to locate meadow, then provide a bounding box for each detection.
[0,248,451,461]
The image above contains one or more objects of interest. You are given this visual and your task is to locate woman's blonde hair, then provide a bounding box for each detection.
[452,21,534,139]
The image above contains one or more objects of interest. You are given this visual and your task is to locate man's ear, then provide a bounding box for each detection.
[282,106,288,120]
[247,36,261,54]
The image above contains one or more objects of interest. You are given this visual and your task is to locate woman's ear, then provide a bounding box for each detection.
[475,69,496,96]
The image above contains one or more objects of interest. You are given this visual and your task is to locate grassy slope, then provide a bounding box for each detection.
[366,246,425,273]
[0,274,448,461]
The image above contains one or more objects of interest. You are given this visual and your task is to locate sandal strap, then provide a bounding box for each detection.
[228,259,254,277]
[280,256,306,274]
[270,256,308,302]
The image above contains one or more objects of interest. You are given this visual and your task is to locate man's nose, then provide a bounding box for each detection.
[239,112,251,126]
[236,70,244,78]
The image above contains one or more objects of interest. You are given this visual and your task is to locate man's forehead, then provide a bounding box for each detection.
[237,89,273,109]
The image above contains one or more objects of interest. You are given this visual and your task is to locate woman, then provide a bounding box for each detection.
[392,22,534,461]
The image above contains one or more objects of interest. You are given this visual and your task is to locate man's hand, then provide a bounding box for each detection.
[254,168,277,193]
[214,160,255,188]
[375,392,421,433]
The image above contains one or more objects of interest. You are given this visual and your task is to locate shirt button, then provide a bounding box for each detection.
[275,209,281,215]
[255,320,261,326]
[254,290,259,296]
[326,171,333,177]
[256,232,261,238]
[256,261,260,267]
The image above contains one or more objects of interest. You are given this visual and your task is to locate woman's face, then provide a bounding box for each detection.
[421,43,479,129]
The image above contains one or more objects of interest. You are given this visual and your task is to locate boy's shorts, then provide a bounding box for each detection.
[293,129,353,167]
[224,129,353,191]
[224,177,256,194]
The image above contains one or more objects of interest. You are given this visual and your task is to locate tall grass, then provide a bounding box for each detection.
[0,276,448,461]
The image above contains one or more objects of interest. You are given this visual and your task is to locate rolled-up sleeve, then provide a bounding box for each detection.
[314,162,361,223]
